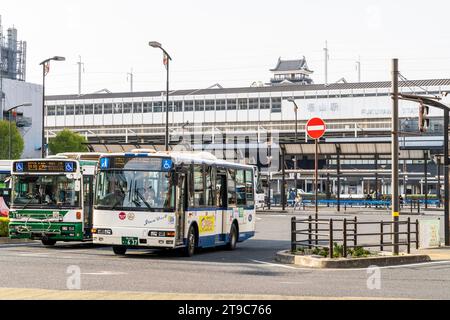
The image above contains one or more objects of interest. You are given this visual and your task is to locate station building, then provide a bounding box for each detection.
[45,57,450,200]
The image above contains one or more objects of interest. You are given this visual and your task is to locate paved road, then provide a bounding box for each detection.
[0,212,449,299]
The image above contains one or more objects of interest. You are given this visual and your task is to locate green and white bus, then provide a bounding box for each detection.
[93,150,256,256]
[8,153,100,245]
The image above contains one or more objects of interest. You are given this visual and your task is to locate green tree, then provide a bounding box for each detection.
[48,129,89,154]
[0,120,24,159]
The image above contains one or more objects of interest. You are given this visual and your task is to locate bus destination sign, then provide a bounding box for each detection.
[99,157,173,172]
[14,161,77,173]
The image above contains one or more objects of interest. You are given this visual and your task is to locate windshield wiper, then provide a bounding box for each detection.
[111,198,123,210]
[21,194,40,210]
[135,189,152,210]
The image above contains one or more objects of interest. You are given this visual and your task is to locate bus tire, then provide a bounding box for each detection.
[226,223,238,251]
[183,225,197,257]
[41,239,56,246]
[112,246,127,255]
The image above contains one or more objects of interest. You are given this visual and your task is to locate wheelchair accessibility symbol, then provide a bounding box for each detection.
[162,159,173,171]
[15,162,24,172]
[100,158,110,169]
[65,162,74,172]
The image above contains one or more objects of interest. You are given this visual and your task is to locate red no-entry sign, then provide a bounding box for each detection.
[306,117,326,140]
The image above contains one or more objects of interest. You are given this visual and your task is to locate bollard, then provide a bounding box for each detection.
[354,216,358,247]
[416,219,419,250]
[407,217,411,254]
[380,221,384,252]
[291,217,296,253]
[343,219,347,257]
[329,219,334,259]
[308,215,312,248]
[417,200,420,215]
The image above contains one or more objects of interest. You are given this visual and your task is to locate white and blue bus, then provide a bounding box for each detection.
[93,150,256,256]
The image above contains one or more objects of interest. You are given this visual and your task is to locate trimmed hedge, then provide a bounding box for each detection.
[0,217,9,237]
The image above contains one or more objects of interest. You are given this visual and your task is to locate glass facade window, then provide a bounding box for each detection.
[216,99,226,111]
[184,101,194,112]
[153,101,162,112]
[143,102,152,113]
[94,104,103,115]
[66,105,75,115]
[104,104,113,114]
[195,100,205,111]
[174,101,183,112]
[123,103,132,114]
[113,103,123,114]
[249,98,259,110]
[271,97,281,113]
[75,105,83,115]
[56,106,65,116]
[227,99,237,110]
[133,102,143,113]
[84,104,94,115]
[205,100,215,111]
[47,106,56,116]
[260,98,270,109]
[238,98,248,110]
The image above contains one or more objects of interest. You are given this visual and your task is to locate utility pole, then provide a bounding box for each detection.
[77,56,84,96]
[324,41,329,85]
[127,68,134,93]
[356,56,361,83]
[391,59,400,255]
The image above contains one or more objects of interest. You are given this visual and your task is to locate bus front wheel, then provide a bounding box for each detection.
[41,239,56,246]
[113,246,127,255]
[183,226,197,257]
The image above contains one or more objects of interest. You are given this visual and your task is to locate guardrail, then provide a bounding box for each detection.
[291,216,419,258]
[286,199,440,210]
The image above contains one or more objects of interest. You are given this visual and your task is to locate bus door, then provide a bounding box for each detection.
[215,168,228,240]
[175,172,187,245]
[83,175,94,238]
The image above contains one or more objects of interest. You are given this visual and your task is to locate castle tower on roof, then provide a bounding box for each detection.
[270,56,313,85]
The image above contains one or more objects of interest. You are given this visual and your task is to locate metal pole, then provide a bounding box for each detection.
[315,139,319,220]
[41,63,46,158]
[337,150,341,212]
[391,58,400,255]
[165,58,170,151]
[444,110,449,245]
[437,156,441,208]
[424,152,428,209]
[294,106,298,191]
[281,149,286,211]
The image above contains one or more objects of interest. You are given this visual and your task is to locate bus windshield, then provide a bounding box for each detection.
[12,175,81,208]
[95,170,175,211]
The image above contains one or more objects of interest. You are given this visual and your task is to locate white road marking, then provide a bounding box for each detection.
[249,259,299,270]
[81,271,127,276]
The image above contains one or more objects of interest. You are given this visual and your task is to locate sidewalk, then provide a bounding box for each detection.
[415,246,450,261]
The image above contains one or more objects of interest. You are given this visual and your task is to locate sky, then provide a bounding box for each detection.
[2,0,450,95]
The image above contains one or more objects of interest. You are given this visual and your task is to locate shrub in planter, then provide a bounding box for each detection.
[0,217,9,237]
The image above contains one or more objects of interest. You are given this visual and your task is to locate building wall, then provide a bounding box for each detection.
[2,78,42,158]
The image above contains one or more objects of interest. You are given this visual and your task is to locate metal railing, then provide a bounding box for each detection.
[291,216,419,258]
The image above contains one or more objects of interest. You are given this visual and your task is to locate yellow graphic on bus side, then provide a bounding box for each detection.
[199,216,215,234]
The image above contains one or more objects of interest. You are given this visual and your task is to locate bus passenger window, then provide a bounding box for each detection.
[245,170,255,206]
[236,170,246,206]
[227,169,236,207]
[205,166,214,207]
[193,165,205,206]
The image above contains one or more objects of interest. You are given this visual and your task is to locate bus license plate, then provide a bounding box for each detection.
[121,237,138,246]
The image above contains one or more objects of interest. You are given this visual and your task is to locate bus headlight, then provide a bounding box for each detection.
[94,228,113,235]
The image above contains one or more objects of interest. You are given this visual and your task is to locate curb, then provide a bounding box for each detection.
[0,238,36,244]
[275,250,431,269]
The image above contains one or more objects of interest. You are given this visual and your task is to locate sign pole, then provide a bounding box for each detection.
[315,138,319,222]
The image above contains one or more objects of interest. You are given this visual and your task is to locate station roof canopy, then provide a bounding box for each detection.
[283,136,446,159]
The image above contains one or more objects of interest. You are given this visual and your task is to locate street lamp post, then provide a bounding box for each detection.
[39,56,65,158]
[5,103,32,159]
[149,41,172,152]
[287,98,299,192]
